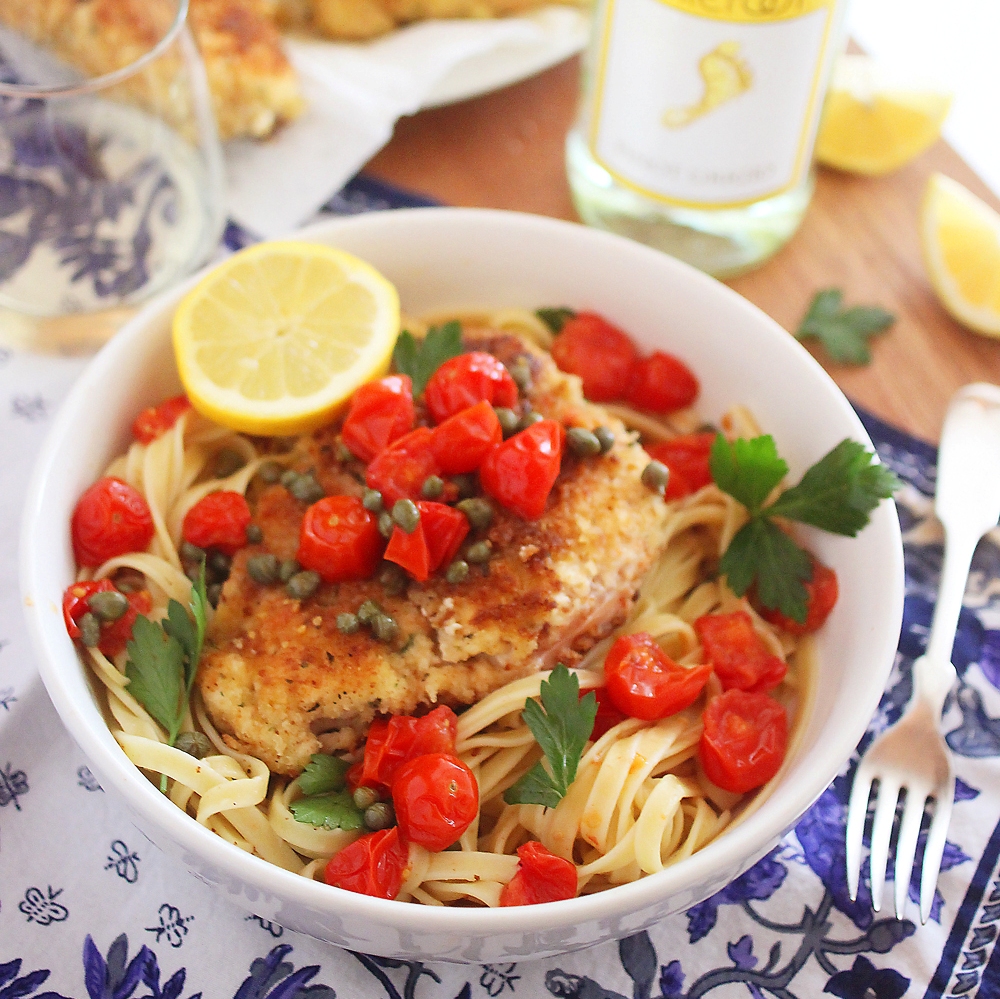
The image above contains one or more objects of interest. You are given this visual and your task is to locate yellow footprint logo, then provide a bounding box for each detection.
[663,41,753,129]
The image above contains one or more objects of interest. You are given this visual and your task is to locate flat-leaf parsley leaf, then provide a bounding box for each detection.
[289,789,365,831]
[503,665,597,809]
[297,754,350,796]
[795,288,895,365]
[393,321,463,396]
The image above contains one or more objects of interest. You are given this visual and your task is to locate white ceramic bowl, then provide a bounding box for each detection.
[21,208,903,962]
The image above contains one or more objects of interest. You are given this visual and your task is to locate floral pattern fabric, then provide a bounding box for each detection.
[1,184,998,998]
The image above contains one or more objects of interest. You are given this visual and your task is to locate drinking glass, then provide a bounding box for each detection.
[0,0,225,352]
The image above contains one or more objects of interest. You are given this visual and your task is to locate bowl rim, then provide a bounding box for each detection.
[20,206,905,941]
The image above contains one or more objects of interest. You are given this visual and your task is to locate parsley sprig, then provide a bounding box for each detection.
[125,566,208,748]
[712,435,899,623]
[503,665,597,809]
[392,321,463,395]
[795,289,895,365]
[289,754,364,830]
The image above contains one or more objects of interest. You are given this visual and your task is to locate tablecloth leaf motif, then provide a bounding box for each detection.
[0,957,72,999]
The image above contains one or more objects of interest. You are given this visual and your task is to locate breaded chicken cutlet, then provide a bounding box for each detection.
[198,331,671,775]
[0,0,303,139]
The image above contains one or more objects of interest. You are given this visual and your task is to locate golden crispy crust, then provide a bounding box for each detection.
[198,332,670,775]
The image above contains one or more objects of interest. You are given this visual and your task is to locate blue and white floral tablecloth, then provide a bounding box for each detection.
[2,182,999,999]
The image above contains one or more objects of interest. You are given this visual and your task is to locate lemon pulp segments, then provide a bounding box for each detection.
[173,242,400,434]
[921,174,1000,338]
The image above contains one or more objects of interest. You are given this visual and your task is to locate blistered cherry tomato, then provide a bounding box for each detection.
[360,706,458,792]
[604,632,712,721]
[431,400,503,475]
[384,521,431,582]
[499,841,578,906]
[340,375,415,463]
[699,689,788,793]
[62,580,151,658]
[550,312,639,403]
[646,432,717,500]
[132,395,191,444]
[365,427,439,507]
[694,611,787,694]
[758,558,839,635]
[479,419,564,520]
[627,352,699,413]
[384,501,470,582]
[324,827,410,899]
[72,477,154,567]
[392,752,479,852]
[182,491,252,556]
[297,495,383,583]
[62,579,116,639]
[587,685,628,741]
[424,352,519,424]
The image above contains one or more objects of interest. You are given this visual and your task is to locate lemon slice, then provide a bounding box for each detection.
[815,55,951,176]
[921,173,1000,338]
[173,241,400,435]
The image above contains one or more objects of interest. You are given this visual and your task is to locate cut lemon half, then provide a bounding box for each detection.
[173,241,400,435]
[815,55,951,176]
[921,173,1000,338]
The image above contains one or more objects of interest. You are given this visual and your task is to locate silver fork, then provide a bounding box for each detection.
[845,383,1000,923]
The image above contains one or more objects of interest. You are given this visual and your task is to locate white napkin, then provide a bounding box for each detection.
[224,6,589,238]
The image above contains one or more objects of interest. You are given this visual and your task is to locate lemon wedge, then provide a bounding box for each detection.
[173,241,400,435]
[921,173,1000,338]
[815,55,951,176]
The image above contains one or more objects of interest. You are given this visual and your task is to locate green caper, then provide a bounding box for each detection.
[207,582,223,607]
[594,426,615,453]
[257,460,283,483]
[371,613,399,643]
[214,447,246,478]
[184,563,201,583]
[353,786,379,810]
[445,559,470,584]
[379,563,408,596]
[289,472,324,503]
[285,570,321,601]
[420,475,444,500]
[208,550,232,577]
[494,407,519,438]
[451,473,478,499]
[362,488,384,513]
[391,499,421,534]
[247,553,279,586]
[357,599,382,624]
[377,511,394,539]
[174,731,212,759]
[465,539,493,564]
[245,523,264,544]
[278,558,301,583]
[516,410,544,433]
[180,540,205,564]
[566,427,602,458]
[280,468,299,488]
[457,497,493,531]
[641,460,670,496]
[363,801,396,831]
[336,612,360,635]
[507,356,532,393]
[335,440,355,463]
[79,612,101,648]
[87,589,128,622]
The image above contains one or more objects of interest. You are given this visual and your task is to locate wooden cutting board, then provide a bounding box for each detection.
[367,56,1000,444]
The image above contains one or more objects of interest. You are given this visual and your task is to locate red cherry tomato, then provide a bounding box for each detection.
[694,611,787,694]
[63,580,116,638]
[587,685,628,741]
[297,495,383,584]
[431,400,503,475]
[383,501,469,582]
[360,706,459,791]
[132,395,191,444]
[646,432,717,500]
[181,491,252,556]
[758,558,839,635]
[603,632,712,721]
[392,752,479,852]
[549,312,639,403]
[626,352,700,413]
[424,352,519,424]
[340,375,415,463]
[384,521,431,582]
[479,419,564,520]
[62,580,151,658]
[365,427,439,507]
[499,841,578,906]
[72,477,155,568]
[699,689,788,793]
[324,827,410,899]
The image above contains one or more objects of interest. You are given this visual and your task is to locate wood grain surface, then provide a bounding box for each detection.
[367,56,1000,444]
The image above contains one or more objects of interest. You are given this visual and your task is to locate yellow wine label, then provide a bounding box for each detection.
[587,0,843,208]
